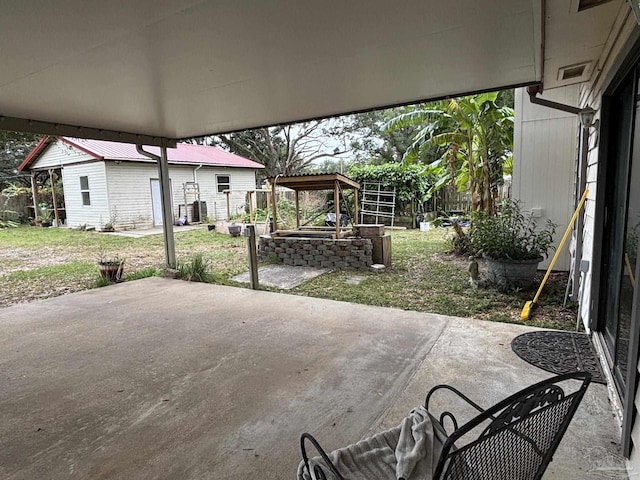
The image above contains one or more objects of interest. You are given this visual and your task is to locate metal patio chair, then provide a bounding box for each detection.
[298,372,591,480]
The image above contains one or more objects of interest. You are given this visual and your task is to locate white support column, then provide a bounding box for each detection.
[159,146,176,267]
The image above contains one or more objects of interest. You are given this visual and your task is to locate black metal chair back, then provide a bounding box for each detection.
[430,372,591,480]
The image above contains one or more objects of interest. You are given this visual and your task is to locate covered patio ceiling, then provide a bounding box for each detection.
[0,1,623,145]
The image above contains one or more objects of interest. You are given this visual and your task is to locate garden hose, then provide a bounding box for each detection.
[521,188,589,321]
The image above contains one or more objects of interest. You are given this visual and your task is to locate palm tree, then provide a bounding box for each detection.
[385,92,513,213]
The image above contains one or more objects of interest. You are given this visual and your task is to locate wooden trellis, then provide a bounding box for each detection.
[360,182,396,226]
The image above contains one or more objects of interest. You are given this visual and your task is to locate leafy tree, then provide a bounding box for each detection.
[207,120,353,182]
[346,108,444,165]
[0,131,42,189]
[385,92,513,213]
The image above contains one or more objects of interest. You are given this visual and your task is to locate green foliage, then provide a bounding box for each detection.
[348,163,434,216]
[0,131,43,189]
[123,267,158,281]
[384,91,514,213]
[348,163,433,202]
[0,216,19,228]
[37,202,52,222]
[469,199,557,260]
[177,253,214,283]
[94,274,114,288]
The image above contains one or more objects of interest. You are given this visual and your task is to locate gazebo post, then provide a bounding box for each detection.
[48,169,60,226]
[224,190,231,220]
[30,172,39,221]
[271,180,278,234]
[248,191,255,223]
[334,180,340,239]
[295,190,300,229]
[354,187,359,225]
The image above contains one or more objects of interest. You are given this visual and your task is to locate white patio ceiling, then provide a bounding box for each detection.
[0,0,623,145]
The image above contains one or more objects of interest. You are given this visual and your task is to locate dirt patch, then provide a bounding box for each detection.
[0,247,76,276]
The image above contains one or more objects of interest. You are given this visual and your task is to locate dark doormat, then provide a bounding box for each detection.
[511,331,606,384]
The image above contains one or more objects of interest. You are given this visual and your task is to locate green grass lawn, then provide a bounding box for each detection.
[0,226,577,329]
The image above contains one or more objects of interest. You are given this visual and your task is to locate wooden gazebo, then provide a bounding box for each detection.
[268,173,360,239]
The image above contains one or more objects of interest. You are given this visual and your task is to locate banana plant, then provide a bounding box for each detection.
[384,92,513,213]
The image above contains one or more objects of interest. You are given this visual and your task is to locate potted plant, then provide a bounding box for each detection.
[470,199,556,289]
[98,253,125,283]
[38,202,53,227]
[228,223,242,237]
[101,221,115,232]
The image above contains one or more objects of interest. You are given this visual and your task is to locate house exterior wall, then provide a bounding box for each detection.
[578,8,637,332]
[61,162,110,228]
[513,85,579,271]
[574,4,639,474]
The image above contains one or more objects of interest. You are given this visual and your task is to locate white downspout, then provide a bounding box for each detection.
[193,164,203,183]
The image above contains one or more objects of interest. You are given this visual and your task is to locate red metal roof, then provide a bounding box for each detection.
[19,137,264,171]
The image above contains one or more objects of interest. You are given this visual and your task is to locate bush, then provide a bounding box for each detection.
[470,199,556,260]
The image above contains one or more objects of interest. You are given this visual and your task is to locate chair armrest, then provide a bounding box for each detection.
[300,433,345,480]
[425,385,487,434]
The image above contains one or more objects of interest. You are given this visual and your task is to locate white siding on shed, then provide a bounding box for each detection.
[62,162,109,229]
[31,140,94,169]
[105,163,157,229]
[104,162,257,229]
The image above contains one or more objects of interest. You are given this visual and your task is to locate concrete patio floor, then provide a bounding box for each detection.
[0,278,626,479]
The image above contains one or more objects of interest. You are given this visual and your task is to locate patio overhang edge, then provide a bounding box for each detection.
[0,115,177,148]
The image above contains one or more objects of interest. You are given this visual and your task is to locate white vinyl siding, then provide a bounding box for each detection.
[30,140,94,169]
[105,163,158,230]
[211,169,256,220]
[61,163,109,229]
[513,85,579,272]
[104,163,257,228]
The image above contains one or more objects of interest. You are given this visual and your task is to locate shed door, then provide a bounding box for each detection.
[151,179,163,226]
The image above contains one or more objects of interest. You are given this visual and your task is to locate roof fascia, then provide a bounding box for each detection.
[17,136,52,171]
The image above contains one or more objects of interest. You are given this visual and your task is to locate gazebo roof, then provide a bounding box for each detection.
[268,173,359,191]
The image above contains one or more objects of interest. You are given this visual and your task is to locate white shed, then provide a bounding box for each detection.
[19,137,264,230]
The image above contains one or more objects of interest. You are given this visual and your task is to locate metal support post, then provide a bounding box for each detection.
[159,147,176,267]
[136,144,176,268]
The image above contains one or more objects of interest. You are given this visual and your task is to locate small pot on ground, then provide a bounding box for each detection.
[228,224,242,237]
[98,260,124,283]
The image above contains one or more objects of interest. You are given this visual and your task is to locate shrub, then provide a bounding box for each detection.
[470,199,556,260]
[177,253,214,283]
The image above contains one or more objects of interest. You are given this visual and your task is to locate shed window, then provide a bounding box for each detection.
[80,176,91,206]
[217,175,230,193]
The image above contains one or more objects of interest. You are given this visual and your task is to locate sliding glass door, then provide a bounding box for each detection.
[600,65,640,393]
